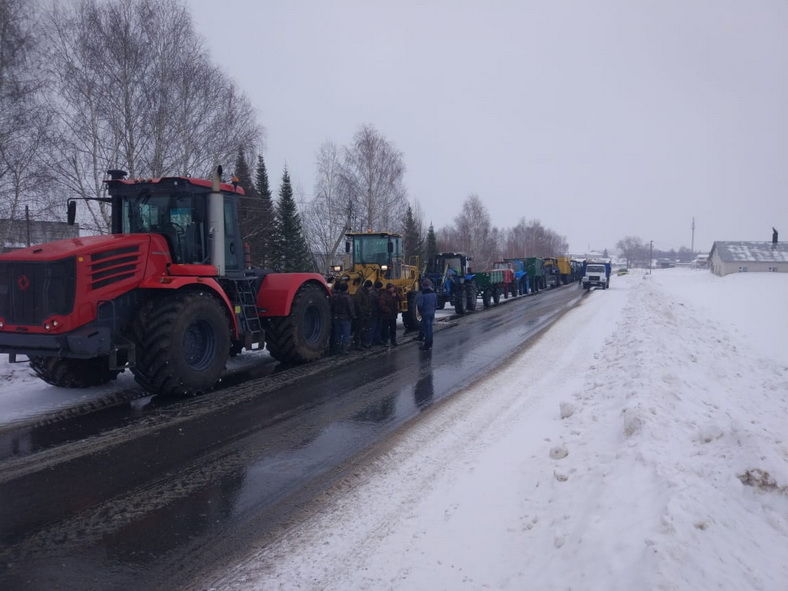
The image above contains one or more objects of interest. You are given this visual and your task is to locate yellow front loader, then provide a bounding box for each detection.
[334,231,421,331]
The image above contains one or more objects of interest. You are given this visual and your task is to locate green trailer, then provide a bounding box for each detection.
[474,268,515,307]
[524,257,545,292]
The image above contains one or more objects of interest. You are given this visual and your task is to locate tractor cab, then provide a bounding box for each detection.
[69,170,246,275]
[344,231,405,280]
[431,252,471,278]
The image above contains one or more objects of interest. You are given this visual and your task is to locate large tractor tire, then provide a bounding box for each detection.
[131,291,231,396]
[482,289,492,308]
[455,287,466,315]
[266,283,331,363]
[437,297,446,310]
[403,291,421,332]
[29,356,121,388]
[465,283,478,311]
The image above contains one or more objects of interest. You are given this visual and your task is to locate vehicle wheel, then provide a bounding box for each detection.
[131,291,230,396]
[482,289,491,308]
[455,287,466,315]
[402,290,422,331]
[29,356,121,388]
[437,298,446,310]
[493,286,501,305]
[465,283,477,311]
[266,282,331,363]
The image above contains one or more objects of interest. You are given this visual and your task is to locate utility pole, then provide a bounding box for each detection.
[649,240,653,274]
[25,206,31,247]
[691,217,695,254]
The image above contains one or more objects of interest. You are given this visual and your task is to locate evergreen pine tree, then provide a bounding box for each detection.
[274,168,314,272]
[425,223,438,272]
[235,148,260,268]
[254,155,276,268]
[402,204,421,264]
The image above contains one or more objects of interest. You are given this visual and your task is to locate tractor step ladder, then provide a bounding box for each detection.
[234,278,263,338]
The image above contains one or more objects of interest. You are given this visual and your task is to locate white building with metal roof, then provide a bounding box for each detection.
[708,241,788,276]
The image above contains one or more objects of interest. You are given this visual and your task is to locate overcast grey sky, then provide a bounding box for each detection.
[188,0,787,253]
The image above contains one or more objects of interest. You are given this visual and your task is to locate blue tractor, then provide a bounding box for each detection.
[425,252,478,315]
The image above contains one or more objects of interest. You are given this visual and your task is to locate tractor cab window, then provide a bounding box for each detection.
[223,197,242,271]
[121,192,208,264]
[441,257,462,276]
[352,235,392,266]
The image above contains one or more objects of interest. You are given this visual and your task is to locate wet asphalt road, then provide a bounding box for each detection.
[0,285,584,590]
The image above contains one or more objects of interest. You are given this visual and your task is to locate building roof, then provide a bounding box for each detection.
[710,241,788,263]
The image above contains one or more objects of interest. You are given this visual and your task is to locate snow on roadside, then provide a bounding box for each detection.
[0,359,138,426]
[206,270,788,591]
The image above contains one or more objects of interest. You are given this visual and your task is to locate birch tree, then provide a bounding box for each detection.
[0,0,56,243]
[43,0,261,233]
[338,124,407,232]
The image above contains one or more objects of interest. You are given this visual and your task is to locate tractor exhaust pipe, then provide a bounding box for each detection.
[209,165,226,276]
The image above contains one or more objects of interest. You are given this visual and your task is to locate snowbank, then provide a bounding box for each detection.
[205,269,788,591]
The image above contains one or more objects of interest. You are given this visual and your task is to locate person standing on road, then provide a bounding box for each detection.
[353,281,371,350]
[369,280,382,346]
[378,283,400,346]
[330,282,355,354]
[418,278,437,351]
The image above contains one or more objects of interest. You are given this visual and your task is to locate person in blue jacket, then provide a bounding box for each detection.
[418,278,438,351]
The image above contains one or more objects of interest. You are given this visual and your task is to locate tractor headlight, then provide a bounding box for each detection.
[381,265,388,271]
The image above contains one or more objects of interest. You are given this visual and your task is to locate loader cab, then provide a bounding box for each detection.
[345,232,404,279]
[104,175,244,273]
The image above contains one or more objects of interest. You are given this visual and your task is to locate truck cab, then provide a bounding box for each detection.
[582,263,609,290]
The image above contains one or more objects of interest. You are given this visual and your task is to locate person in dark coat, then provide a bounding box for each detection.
[354,281,374,349]
[330,282,355,354]
[369,280,382,346]
[418,278,438,351]
[378,282,400,346]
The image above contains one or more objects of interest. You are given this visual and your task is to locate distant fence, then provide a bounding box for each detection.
[0,218,80,253]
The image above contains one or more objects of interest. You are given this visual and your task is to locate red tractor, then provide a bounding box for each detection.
[0,168,332,396]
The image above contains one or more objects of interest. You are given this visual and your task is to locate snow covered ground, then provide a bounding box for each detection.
[205,268,788,591]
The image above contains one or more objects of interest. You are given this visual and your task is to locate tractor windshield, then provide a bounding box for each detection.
[122,192,208,264]
[439,257,462,275]
[352,235,399,266]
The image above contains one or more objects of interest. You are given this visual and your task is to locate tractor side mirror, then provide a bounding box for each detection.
[467,256,473,262]
[345,241,350,253]
[67,200,76,226]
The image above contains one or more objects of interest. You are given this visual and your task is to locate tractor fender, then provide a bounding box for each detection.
[257,273,331,317]
[137,275,240,338]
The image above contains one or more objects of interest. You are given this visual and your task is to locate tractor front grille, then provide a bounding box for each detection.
[0,257,76,325]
